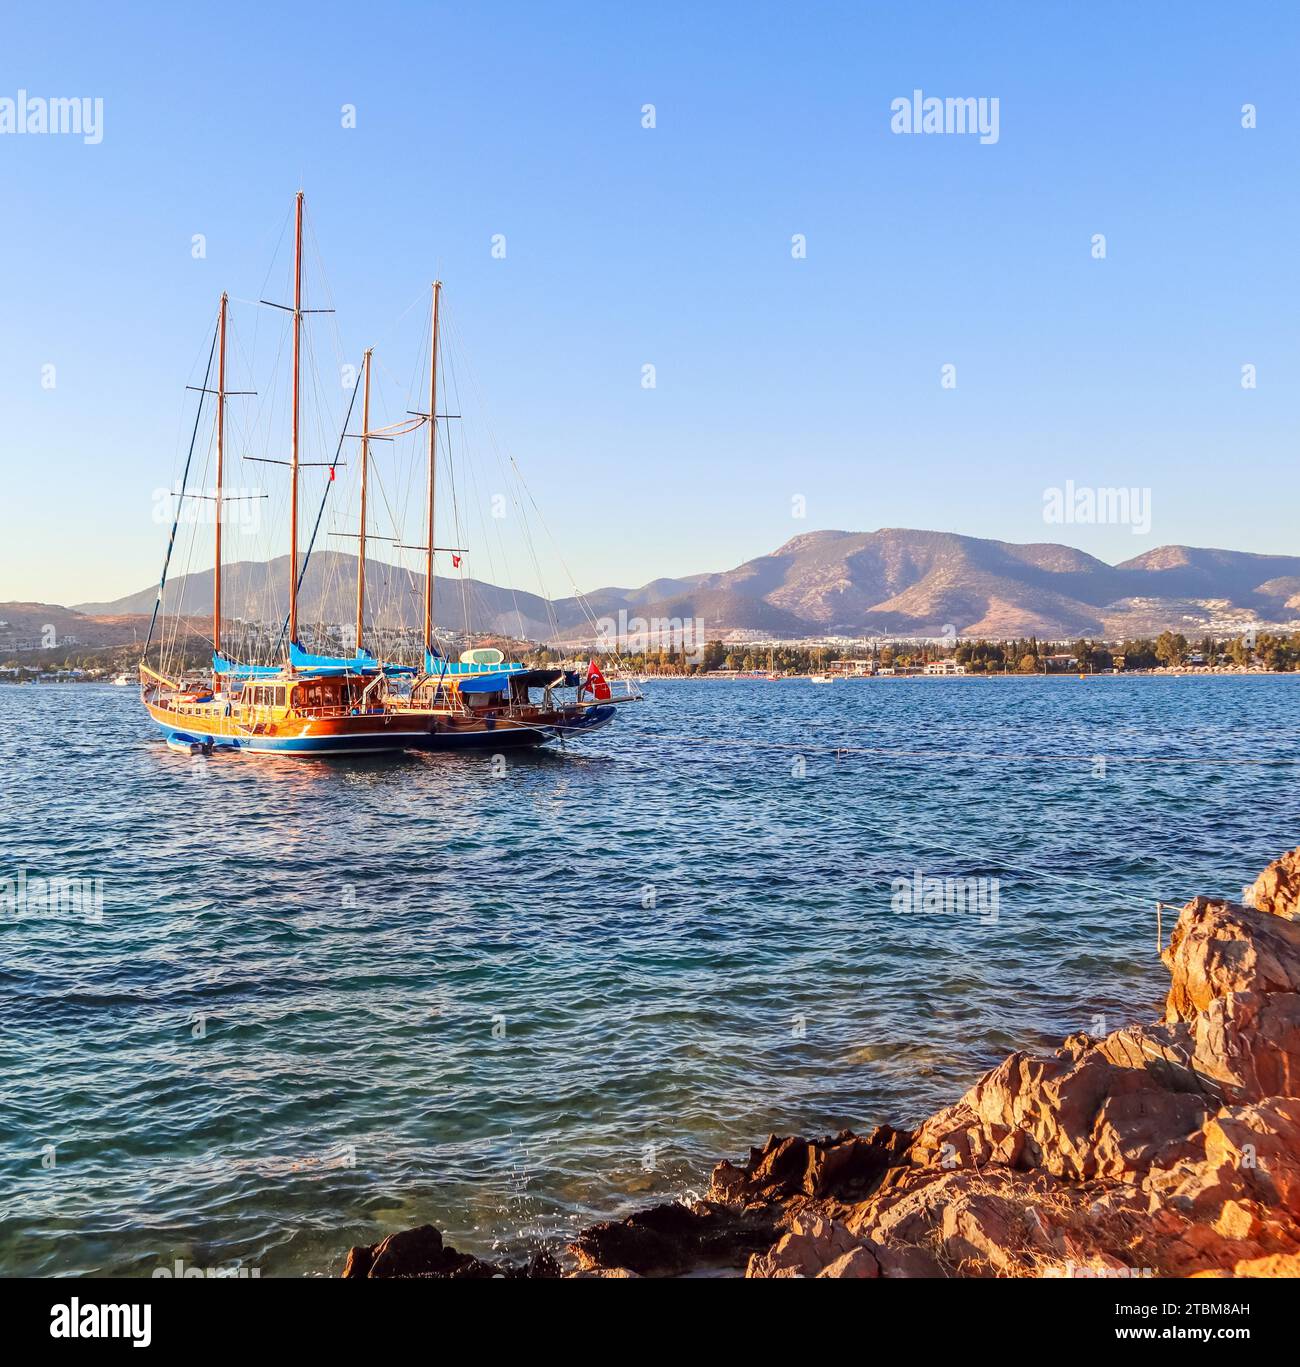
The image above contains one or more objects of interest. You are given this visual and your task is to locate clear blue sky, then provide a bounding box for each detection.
[2,0,1297,606]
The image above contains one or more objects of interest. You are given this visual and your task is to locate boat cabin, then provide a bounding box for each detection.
[452,667,573,711]
[234,676,376,717]
[288,676,375,715]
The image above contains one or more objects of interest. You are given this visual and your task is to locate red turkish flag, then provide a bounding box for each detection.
[584,660,612,701]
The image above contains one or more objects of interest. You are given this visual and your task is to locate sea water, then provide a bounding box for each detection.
[1,676,1297,1275]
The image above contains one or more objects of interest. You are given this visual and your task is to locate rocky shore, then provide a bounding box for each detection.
[342,849,1300,1279]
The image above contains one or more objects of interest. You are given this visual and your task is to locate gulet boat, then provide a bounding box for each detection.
[139,192,640,756]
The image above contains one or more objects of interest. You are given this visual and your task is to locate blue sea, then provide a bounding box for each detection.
[2,676,1297,1276]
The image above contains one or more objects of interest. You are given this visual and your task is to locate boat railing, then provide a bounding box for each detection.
[291,704,385,720]
[601,679,643,703]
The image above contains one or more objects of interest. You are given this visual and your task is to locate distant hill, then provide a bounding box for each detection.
[616,530,1300,638]
[46,529,1300,644]
[73,552,587,643]
[0,602,149,651]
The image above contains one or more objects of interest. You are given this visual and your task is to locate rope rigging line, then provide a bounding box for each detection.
[441,307,595,662]
[274,362,364,655]
[142,314,219,661]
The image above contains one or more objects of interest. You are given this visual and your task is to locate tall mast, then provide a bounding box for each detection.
[214,292,228,660]
[423,280,442,658]
[288,189,304,653]
[356,347,372,655]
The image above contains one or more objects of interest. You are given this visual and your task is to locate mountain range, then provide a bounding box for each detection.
[55,529,1300,644]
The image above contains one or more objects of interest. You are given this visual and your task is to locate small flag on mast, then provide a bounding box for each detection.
[583,660,612,701]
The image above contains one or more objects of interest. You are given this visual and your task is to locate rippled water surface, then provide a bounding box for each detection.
[2,677,1298,1276]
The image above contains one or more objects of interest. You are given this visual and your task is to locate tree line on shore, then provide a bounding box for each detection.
[605,629,1300,675]
[8,629,1300,680]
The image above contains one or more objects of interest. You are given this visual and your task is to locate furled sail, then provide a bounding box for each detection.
[212,652,280,679]
[288,642,417,677]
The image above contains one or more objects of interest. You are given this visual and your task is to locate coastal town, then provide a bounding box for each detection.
[647,628,1300,678]
[4,624,1299,684]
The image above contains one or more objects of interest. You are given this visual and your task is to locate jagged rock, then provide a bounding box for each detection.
[1214,1199,1265,1241]
[568,1200,776,1276]
[1085,1184,1148,1220]
[1248,847,1300,920]
[343,1224,443,1278]
[846,1168,978,1244]
[1143,1094,1300,1251]
[1184,991,1300,1102]
[342,1224,486,1279]
[909,1103,1041,1173]
[872,1241,946,1278]
[817,1245,880,1277]
[1232,1252,1300,1276]
[1162,897,1300,1022]
[940,1192,1041,1274]
[1089,1089,1209,1177]
[1202,1097,1300,1218]
[746,1214,863,1278]
[709,1127,910,1206]
[342,1225,560,1279]
[1053,1235,1136,1276]
[912,1044,1204,1181]
[906,895,1300,1189]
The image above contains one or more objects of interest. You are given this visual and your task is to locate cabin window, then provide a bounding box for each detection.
[299,682,339,709]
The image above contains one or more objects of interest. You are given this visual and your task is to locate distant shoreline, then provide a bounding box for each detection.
[3,668,1299,687]
[640,669,1300,681]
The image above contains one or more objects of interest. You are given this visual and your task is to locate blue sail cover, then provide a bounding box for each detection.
[424,648,527,678]
[213,648,414,680]
[288,642,415,677]
[290,641,377,672]
[456,672,515,694]
[212,652,281,679]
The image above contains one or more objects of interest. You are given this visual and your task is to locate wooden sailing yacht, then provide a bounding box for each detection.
[139,191,639,756]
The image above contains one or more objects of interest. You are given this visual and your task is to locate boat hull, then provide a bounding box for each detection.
[145,700,618,756]
[403,703,617,750]
[146,701,432,755]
